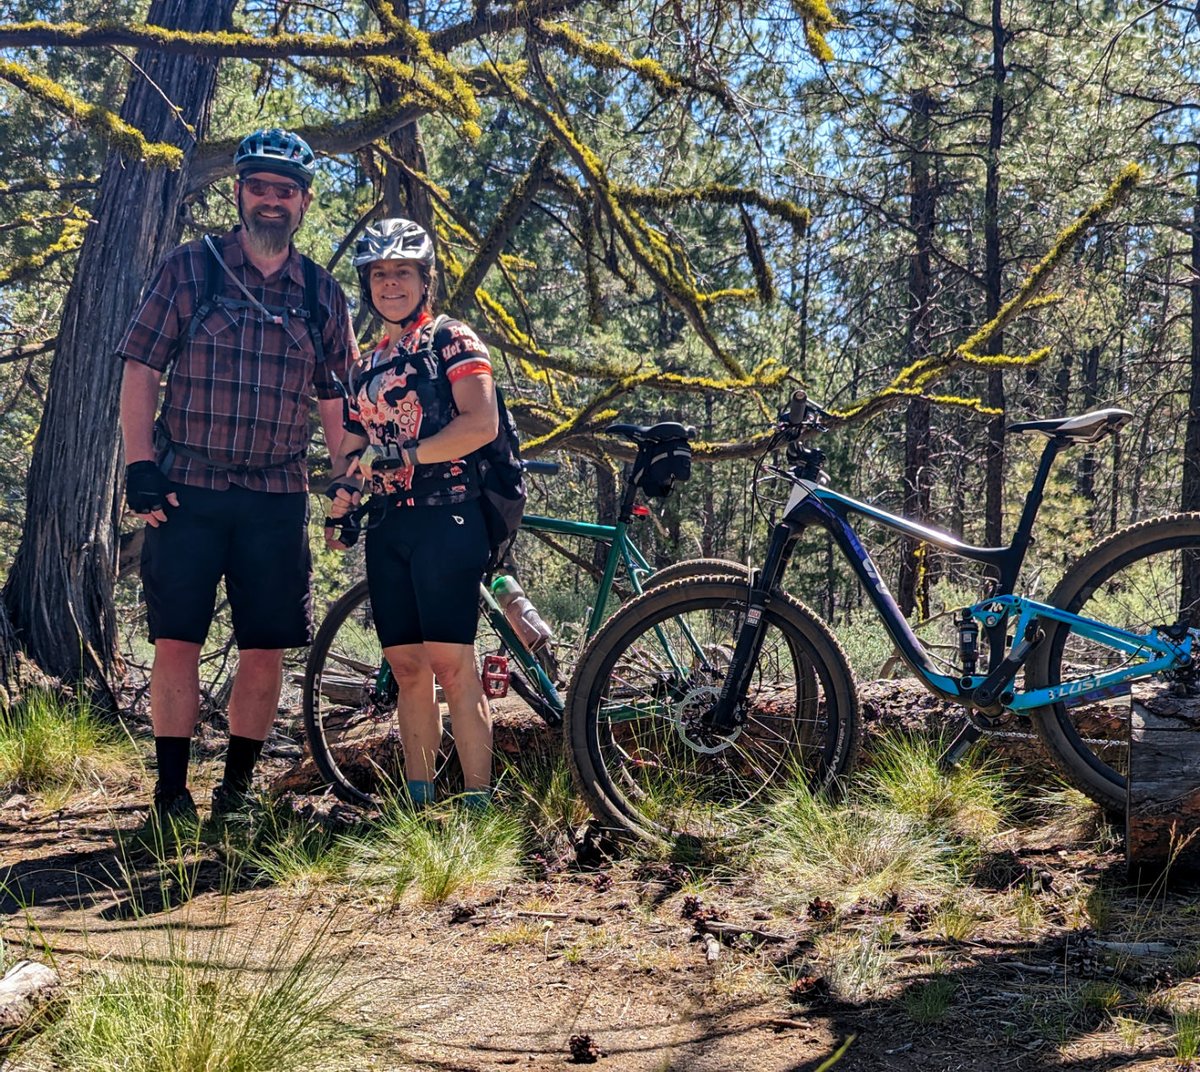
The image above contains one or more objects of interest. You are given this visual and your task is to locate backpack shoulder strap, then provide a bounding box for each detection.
[185,235,223,345]
[424,313,450,356]
[300,254,327,364]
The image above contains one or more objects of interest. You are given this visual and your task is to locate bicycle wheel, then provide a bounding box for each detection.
[639,557,751,592]
[1026,513,1200,812]
[566,575,861,842]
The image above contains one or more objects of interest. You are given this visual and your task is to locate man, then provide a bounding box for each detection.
[117,127,358,838]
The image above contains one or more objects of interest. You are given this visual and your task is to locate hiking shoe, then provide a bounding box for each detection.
[208,781,252,825]
[126,788,199,856]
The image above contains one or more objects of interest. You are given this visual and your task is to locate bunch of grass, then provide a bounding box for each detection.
[754,774,959,909]
[1175,1007,1200,1066]
[238,798,351,892]
[0,689,135,798]
[861,733,1005,840]
[31,917,359,1072]
[495,754,590,842]
[342,798,524,904]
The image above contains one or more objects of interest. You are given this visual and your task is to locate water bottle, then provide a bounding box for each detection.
[490,575,553,652]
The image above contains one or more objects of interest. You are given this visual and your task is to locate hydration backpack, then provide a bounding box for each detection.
[411,316,527,573]
[476,387,527,573]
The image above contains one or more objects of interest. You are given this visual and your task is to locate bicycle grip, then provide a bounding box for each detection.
[323,515,360,548]
[787,390,808,426]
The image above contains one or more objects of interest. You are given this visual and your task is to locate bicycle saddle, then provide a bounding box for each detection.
[604,421,693,443]
[1008,408,1132,444]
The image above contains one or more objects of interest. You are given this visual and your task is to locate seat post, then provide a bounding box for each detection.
[999,437,1063,590]
[617,465,640,524]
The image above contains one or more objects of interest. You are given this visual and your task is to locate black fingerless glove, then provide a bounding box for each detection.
[324,478,362,502]
[329,517,360,548]
[125,461,173,514]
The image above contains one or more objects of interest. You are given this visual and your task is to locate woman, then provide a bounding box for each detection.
[325,217,499,808]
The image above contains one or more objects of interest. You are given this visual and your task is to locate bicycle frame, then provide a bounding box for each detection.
[481,473,665,714]
[711,434,1194,731]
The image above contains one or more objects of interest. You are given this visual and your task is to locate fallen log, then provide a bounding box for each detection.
[269,695,558,798]
[0,960,60,1040]
[1126,683,1200,884]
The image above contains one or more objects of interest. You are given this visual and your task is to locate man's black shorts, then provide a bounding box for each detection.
[365,499,488,647]
[141,484,312,649]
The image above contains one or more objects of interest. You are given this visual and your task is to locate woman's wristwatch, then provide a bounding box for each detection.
[404,443,420,468]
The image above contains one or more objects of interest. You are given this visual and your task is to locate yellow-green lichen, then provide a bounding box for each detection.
[0,60,182,167]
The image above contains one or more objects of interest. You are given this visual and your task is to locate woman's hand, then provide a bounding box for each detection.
[324,477,363,551]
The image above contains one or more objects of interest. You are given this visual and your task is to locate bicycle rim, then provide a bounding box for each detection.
[568,577,859,841]
[1028,513,1200,812]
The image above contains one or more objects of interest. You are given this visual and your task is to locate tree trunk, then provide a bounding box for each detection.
[1,0,235,695]
[1182,158,1200,613]
[982,0,1008,550]
[592,461,617,574]
[381,2,434,230]
[1078,343,1101,526]
[701,392,715,556]
[897,85,935,618]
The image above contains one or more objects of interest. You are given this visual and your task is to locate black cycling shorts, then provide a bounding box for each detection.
[141,484,312,649]
[365,499,488,647]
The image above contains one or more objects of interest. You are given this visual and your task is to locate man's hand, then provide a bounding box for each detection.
[125,461,178,526]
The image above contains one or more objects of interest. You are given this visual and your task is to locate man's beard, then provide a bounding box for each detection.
[243,208,296,256]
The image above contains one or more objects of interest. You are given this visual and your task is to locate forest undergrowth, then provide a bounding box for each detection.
[0,690,1196,1071]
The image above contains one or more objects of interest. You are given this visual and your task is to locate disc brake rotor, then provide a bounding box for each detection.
[673,684,743,754]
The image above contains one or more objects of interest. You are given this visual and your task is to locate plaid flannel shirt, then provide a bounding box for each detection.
[116,228,358,493]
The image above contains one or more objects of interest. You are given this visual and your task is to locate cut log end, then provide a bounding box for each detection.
[1126,684,1200,885]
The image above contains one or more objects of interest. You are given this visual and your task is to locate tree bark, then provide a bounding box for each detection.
[897,84,935,618]
[1,0,235,696]
[1127,684,1200,884]
[982,0,1008,550]
[1183,159,1200,614]
[1077,343,1101,527]
[381,1,434,231]
[0,960,60,1041]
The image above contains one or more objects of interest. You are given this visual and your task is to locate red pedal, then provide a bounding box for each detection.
[481,654,510,698]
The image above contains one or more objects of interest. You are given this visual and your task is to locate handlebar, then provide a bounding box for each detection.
[778,390,829,437]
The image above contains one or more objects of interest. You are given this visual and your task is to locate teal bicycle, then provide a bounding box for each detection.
[302,421,748,805]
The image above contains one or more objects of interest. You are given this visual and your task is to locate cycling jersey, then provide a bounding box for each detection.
[344,312,492,507]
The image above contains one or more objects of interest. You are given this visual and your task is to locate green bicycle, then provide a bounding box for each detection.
[302,421,748,806]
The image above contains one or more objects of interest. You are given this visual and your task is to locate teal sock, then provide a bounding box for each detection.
[406,780,435,806]
[461,789,492,812]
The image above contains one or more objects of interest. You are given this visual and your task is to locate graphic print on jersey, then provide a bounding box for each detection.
[345,314,492,507]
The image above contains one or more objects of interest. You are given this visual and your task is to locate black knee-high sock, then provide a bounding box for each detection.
[223,735,265,795]
[154,736,191,801]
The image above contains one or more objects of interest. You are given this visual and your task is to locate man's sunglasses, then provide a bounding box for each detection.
[240,177,304,200]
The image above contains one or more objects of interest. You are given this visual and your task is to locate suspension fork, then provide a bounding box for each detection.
[707,520,799,733]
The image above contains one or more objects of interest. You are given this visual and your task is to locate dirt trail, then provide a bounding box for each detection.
[0,682,1191,1071]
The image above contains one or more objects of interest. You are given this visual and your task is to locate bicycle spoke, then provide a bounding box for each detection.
[571,581,857,840]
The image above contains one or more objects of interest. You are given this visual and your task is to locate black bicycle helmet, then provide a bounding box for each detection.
[234,128,317,188]
[353,218,436,318]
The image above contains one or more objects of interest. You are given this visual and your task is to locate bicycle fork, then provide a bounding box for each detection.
[708,521,797,734]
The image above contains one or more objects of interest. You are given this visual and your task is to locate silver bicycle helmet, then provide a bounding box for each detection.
[353,218,436,319]
[234,128,317,188]
[352,217,435,268]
